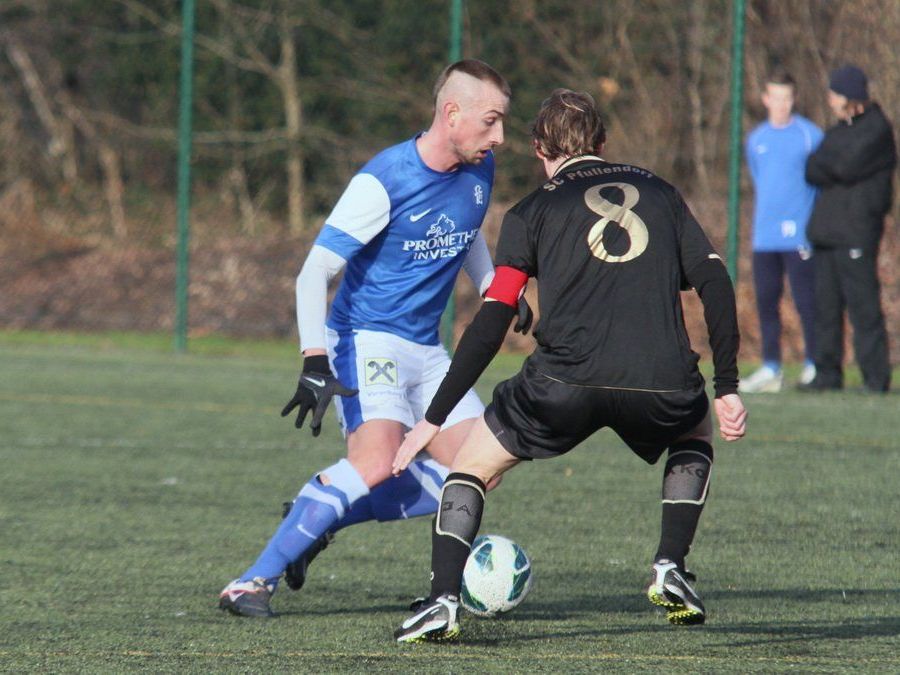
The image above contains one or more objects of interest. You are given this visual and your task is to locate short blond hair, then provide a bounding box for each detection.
[532,89,606,160]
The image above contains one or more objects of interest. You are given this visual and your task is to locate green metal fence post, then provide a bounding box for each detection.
[440,0,464,350]
[174,0,196,352]
[449,0,462,62]
[726,0,746,282]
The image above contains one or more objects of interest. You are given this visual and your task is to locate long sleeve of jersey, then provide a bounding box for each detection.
[684,258,740,397]
[462,231,495,296]
[295,173,391,352]
[677,195,740,396]
[296,245,347,352]
[424,300,516,425]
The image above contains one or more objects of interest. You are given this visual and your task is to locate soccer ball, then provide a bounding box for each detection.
[460,534,533,617]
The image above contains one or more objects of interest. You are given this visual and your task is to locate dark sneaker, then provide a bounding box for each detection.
[408,596,428,612]
[281,500,334,591]
[797,376,842,392]
[394,594,460,643]
[646,560,705,625]
[218,578,275,618]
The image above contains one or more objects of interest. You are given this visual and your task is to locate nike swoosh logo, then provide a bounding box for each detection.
[409,208,432,222]
[297,524,318,539]
[302,376,326,387]
[401,605,441,628]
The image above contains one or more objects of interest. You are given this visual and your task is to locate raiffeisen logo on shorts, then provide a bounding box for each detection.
[402,214,477,260]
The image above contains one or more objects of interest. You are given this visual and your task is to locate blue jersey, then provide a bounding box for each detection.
[315,135,494,345]
[746,115,823,251]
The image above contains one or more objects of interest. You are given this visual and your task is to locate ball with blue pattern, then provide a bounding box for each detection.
[460,534,533,617]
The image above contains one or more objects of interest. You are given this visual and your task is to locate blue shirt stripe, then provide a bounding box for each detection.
[316,224,366,260]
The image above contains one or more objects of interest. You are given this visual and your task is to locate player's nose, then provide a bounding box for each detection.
[491,121,504,147]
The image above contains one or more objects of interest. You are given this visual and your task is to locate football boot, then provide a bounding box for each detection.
[394,594,460,643]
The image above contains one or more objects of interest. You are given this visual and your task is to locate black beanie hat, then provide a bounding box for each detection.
[829,65,868,101]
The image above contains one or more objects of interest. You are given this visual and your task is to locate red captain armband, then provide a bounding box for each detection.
[484,266,528,307]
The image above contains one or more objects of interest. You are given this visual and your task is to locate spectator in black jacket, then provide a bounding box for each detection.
[803,65,896,392]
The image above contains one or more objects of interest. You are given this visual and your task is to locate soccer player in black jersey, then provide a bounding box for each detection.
[392,89,747,643]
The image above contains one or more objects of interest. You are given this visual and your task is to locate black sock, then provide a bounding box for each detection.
[655,503,703,570]
[654,440,713,569]
[430,472,486,599]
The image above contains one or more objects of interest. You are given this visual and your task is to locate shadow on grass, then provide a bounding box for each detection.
[515,586,900,614]
[704,614,900,646]
[463,587,900,646]
[454,614,900,648]
[273,586,899,630]
[273,602,410,618]
[273,583,899,616]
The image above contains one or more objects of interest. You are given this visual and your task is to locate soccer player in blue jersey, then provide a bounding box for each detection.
[219,60,526,617]
[741,68,823,393]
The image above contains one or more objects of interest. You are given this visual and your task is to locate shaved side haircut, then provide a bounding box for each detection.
[432,59,511,104]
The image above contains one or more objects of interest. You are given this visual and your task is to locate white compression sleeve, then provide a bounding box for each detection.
[296,245,347,353]
[462,231,495,296]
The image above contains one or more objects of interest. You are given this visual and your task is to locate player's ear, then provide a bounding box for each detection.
[533,139,545,160]
[445,101,460,126]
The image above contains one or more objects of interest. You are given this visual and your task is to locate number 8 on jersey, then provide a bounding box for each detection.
[585,182,649,263]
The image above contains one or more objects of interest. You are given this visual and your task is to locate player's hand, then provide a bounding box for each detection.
[392,419,441,475]
[281,355,358,437]
[714,393,747,441]
[514,295,533,334]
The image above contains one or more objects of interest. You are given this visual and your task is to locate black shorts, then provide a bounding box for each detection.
[484,364,709,465]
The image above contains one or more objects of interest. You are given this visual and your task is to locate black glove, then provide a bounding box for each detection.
[281,354,358,437]
[514,295,533,334]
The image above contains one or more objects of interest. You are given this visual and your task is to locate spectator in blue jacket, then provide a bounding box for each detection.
[741,68,823,393]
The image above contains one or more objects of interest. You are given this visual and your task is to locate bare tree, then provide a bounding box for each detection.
[59,99,127,239]
[2,33,78,185]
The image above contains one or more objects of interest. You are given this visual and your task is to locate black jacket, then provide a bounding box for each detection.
[805,103,896,249]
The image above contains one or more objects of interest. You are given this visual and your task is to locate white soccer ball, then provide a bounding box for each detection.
[460,534,533,617]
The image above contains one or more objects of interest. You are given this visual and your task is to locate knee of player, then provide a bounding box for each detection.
[321,456,394,489]
[484,473,504,491]
[680,411,713,445]
[668,438,713,462]
[355,462,396,489]
[449,455,503,488]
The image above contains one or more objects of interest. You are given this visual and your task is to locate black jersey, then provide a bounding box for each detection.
[494,157,720,391]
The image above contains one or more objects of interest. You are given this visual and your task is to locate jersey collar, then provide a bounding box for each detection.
[552,154,605,177]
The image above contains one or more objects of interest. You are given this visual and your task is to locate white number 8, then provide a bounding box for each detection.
[585,182,649,263]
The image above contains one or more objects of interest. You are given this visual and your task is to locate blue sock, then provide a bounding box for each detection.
[763,360,781,373]
[333,458,449,530]
[240,459,369,585]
